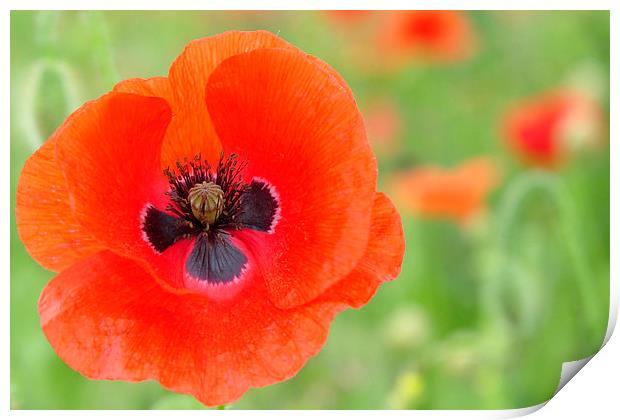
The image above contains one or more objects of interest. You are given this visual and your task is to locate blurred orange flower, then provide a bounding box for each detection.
[364,98,403,156]
[378,10,477,63]
[391,157,499,224]
[502,88,605,168]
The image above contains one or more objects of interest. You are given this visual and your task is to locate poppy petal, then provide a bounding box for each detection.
[112,77,191,171]
[113,76,172,98]
[319,192,404,307]
[15,136,103,272]
[55,92,172,261]
[163,30,294,166]
[39,250,345,406]
[111,35,353,174]
[305,55,354,100]
[206,48,377,308]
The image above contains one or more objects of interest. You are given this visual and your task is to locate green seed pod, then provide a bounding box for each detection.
[188,181,224,227]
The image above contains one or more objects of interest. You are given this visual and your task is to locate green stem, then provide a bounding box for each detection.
[496,170,604,345]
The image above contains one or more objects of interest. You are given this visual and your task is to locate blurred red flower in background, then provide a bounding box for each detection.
[363,97,404,157]
[502,88,605,168]
[378,10,477,63]
[324,10,371,22]
[16,31,404,406]
[323,10,477,72]
[390,157,499,225]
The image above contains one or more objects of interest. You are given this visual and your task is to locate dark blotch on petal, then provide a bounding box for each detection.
[186,234,248,284]
[238,179,279,232]
[142,205,198,253]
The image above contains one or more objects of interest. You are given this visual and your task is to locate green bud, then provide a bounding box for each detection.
[188,181,224,227]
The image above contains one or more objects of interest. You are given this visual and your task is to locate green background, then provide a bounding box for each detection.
[10,11,610,409]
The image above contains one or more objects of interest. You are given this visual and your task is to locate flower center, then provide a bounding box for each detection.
[141,152,281,286]
[163,153,248,232]
[188,181,225,228]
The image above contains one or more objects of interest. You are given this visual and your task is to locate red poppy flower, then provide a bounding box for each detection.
[378,10,477,63]
[16,31,405,405]
[390,157,499,224]
[502,88,605,167]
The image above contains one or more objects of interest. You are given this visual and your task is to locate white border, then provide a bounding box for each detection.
[1,1,617,11]
[4,2,617,418]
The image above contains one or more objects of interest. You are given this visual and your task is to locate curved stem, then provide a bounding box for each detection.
[18,59,81,150]
[496,170,604,346]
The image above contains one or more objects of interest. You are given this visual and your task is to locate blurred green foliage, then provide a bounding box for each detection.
[10,11,609,409]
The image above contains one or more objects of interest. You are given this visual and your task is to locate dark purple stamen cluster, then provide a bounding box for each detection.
[143,153,279,283]
[163,153,248,231]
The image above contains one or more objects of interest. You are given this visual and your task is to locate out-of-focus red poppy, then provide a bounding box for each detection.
[363,98,404,156]
[391,157,499,224]
[378,10,477,64]
[502,88,605,167]
[16,31,404,406]
[324,10,371,22]
[323,11,476,73]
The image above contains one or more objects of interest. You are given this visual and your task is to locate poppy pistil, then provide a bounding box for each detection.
[188,181,224,228]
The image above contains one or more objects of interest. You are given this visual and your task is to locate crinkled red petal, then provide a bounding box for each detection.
[39,250,346,406]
